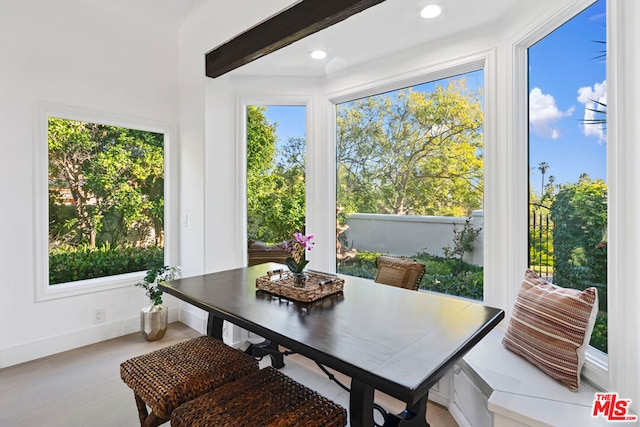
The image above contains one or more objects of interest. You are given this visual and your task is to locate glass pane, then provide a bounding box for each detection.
[48,118,165,285]
[246,105,307,258]
[336,71,485,300]
[528,0,607,353]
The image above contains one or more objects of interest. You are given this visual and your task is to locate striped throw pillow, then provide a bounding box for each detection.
[502,269,598,390]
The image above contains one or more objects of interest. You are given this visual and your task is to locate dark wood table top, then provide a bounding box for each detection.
[160,262,504,406]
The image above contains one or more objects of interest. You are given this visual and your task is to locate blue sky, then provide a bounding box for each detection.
[263,0,606,196]
[529,0,606,193]
[262,70,484,151]
[263,105,306,148]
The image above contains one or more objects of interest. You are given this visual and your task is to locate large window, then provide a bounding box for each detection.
[35,103,177,300]
[246,105,307,246]
[335,70,485,300]
[528,0,607,354]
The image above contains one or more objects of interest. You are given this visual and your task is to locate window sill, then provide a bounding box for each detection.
[35,271,145,302]
[583,347,609,390]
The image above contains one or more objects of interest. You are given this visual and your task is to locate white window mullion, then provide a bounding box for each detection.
[607,0,640,410]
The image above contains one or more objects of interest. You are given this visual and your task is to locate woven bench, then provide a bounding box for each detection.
[171,366,348,427]
[120,336,259,427]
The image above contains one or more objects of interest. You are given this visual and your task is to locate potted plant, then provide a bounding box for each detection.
[136,265,180,341]
[284,233,314,287]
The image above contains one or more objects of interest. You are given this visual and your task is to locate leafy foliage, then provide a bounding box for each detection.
[443,218,482,266]
[550,176,607,353]
[338,251,483,300]
[337,80,484,217]
[135,265,181,306]
[551,176,607,310]
[48,118,166,285]
[246,107,307,243]
[590,312,607,353]
[48,118,165,249]
[49,245,163,285]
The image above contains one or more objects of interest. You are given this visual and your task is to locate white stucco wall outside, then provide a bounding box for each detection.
[345,211,485,265]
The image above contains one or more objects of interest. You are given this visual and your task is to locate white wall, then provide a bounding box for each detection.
[172,0,552,335]
[176,0,305,332]
[3,0,639,412]
[0,0,181,367]
[345,212,484,265]
[178,0,640,411]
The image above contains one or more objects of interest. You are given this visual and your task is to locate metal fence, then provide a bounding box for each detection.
[529,203,553,281]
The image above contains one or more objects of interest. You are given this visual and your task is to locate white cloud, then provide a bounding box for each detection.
[577,80,607,143]
[529,87,574,139]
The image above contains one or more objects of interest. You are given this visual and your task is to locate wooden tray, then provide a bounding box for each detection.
[256,270,344,303]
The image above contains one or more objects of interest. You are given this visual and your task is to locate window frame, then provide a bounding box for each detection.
[323,52,495,285]
[513,0,609,388]
[33,102,179,301]
[332,68,487,296]
[236,94,313,266]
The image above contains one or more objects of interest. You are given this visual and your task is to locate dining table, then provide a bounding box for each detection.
[159,262,504,427]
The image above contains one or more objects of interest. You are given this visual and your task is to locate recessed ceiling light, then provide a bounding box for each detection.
[309,50,328,60]
[420,4,442,19]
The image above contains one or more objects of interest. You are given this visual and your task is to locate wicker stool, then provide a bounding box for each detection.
[120,336,259,427]
[171,366,348,427]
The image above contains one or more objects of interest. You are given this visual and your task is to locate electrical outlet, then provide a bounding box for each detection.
[94,309,105,324]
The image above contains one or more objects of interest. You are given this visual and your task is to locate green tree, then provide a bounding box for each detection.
[443,218,482,270]
[48,118,164,249]
[49,118,104,248]
[246,106,278,242]
[337,79,484,217]
[246,107,306,243]
[551,175,607,296]
[538,161,549,196]
[551,175,607,353]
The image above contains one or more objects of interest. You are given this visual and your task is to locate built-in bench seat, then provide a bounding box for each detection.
[456,327,609,427]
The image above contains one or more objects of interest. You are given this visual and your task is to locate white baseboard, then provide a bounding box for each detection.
[177,304,207,334]
[0,308,180,369]
[177,304,251,348]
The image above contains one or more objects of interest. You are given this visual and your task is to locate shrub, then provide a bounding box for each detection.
[442,218,482,267]
[416,252,484,300]
[337,250,380,279]
[338,251,484,300]
[420,271,483,300]
[339,250,605,348]
[590,312,607,354]
[551,177,607,293]
[49,245,164,285]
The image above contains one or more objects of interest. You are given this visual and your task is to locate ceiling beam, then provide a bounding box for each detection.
[205,0,387,78]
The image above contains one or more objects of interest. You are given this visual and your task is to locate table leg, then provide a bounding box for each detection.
[350,379,430,427]
[207,314,285,368]
[206,313,224,340]
[250,339,285,368]
[350,379,375,426]
[384,393,430,427]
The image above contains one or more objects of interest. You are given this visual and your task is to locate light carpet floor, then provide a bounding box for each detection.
[0,322,457,427]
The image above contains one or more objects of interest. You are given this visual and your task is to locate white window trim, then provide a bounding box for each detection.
[606,0,640,405]
[510,0,609,388]
[322,50,495,280]
[235,94,314,267]
[33,102,179,301]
